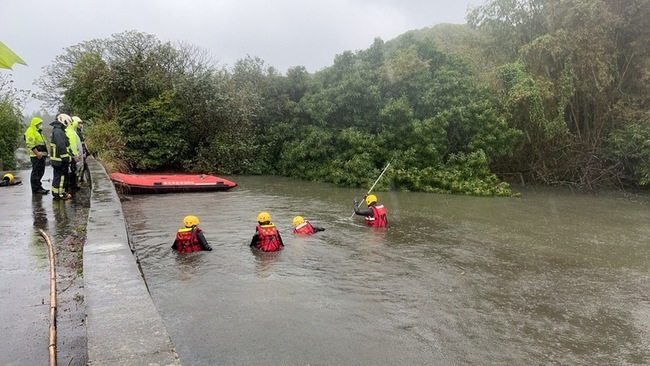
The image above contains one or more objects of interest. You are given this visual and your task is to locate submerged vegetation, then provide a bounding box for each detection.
[5,0,645,196]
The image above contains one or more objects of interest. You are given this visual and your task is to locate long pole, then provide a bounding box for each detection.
[350,162,391,219]
[39,229,57,366]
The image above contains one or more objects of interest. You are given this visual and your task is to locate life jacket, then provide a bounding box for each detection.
[255,224,282,252]
[365,204,388,227]
[293,221,316,235]
[175,227,203,253]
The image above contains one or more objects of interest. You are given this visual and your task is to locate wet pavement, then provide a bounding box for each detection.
[1,168,56,365]
[1,166,92,366]
[82,157,180,365]
[1,160,180,366]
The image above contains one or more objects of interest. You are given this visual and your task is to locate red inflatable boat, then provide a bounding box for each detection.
[109,173,237,194]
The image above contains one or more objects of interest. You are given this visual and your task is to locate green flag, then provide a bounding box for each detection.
[0,41,27,70]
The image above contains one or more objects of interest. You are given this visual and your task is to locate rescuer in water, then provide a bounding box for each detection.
[250,211,284,252]
[353,194,388,227]
[172,215,213,253]
[292,215,325,235]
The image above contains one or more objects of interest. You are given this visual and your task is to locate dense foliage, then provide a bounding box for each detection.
[466,0,650,187]
[0,75,27,170]
[36,30,519,196]
[266,37,520,195]
[32,0,650,194]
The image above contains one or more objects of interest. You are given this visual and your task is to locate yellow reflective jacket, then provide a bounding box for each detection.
[65,123,82,159]
[24,117,48,157]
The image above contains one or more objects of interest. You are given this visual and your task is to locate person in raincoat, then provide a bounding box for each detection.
[65,117,83,192]
[72,116,89,186]
[23,117,49,194]
[49,114,72,200]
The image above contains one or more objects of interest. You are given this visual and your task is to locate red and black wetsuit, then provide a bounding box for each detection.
[354,202,388,228]
[250,223,284,252]
[293,221,325,235]
[172,227,212,253]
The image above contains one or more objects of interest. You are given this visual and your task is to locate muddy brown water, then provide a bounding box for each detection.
[121,175,650,365]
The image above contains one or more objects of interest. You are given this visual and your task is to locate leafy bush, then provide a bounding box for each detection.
[84,117,130,173]
[602,122,650,185]
[0,88,23,170]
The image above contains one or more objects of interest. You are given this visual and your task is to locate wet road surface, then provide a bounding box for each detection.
[0,168,89,366]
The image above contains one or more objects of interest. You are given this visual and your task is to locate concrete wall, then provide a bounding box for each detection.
[84,157,180,365]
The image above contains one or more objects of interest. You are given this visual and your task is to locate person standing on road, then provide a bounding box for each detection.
[50,114,73,200]
[65,118,82,192]
[23,117,49,194]
[72,116,89,186]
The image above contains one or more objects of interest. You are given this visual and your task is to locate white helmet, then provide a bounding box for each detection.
[57,113,72,126]
[71,116,83,128]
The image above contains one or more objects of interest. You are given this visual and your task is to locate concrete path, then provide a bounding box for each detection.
[84,157,180,365]
[0,170,49,365]
[0,158,180,365]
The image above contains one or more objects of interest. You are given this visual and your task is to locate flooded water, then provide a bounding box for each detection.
[121,175,650,365]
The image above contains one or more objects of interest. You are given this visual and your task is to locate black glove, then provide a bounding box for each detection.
[353,197,359,206]
[206,246,213,251]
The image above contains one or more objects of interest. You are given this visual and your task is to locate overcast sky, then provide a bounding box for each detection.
[3,0,481,113]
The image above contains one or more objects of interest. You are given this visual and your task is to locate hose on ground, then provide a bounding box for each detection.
[38,228,57,366]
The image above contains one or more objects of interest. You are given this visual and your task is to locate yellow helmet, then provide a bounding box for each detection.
[3,173,14,184]
[183,215,200,227]
[292,216,305,227]
[257,211,271,223]
[365,194,378,206]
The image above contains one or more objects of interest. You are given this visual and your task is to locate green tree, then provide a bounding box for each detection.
[267,33,519,195]
[37,31,260,173]
[119,91,187,170]
[36,28,525,196]
[0,75,27,170]
[469,0,650,187]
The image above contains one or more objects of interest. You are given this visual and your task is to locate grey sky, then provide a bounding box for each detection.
[3,0,480,113]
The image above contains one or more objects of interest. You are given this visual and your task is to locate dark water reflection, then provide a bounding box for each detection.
[121,176,650,365]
